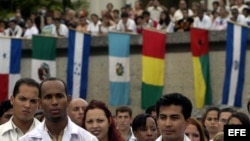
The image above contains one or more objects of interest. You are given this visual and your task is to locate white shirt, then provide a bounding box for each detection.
[147,6,164,22]
[116,19,137,33]
[23,25,39,39]
[173,9,194,21]
[87,21,102,36]
[55,23,69,37]
[193,14,212,30]
[232,14,247,26]
[0,116,41,141]
[211,16,229,31]
[5,25,23,37]
[18,117,98,141]
[156,134,191,141]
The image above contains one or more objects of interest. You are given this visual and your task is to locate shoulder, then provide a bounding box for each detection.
[67,118,97,140]
[0,119,13,135]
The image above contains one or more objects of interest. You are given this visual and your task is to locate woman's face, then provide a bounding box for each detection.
[227,117,242,125]
[160,12,167,20]
[85,108,110,141]
[204,110,219,134]
[133,117,158,141]
[185,124,201,141]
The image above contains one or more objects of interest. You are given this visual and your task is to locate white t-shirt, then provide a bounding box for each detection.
[116,19,137,33]
[193,14,212,30]
[87,21,102,36]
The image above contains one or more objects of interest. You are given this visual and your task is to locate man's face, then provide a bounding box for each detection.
[41,80,70,122]
[68,99,88,125]
[11,84,39,122]
[116,112,132,130]
[157,105,189,141]
[179,0,187,9]
[218,112,232,132]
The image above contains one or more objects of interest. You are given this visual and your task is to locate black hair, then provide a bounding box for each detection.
[201,106,220,126]
[227,112,250,125]
[0,100,13,117]
[156,93,193,120]
[132,113,157,132]
[121,12,129,18]
[13,78,40,98]
[39,77,68,97]
[145,105,156,115]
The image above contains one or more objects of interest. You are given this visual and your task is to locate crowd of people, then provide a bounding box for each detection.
[1,0,250,39]
[0,77,250,141]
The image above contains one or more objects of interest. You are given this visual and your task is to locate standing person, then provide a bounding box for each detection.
[201,107,220,141]
[18,77,98,141]
[116,106,136,141]
[156,92,193,141]
[83,99,124,141]
[132,113,158,141]
[217,107,235,132]
[184,117,206,141]
[68,98,88,126]
[0,78,41,141]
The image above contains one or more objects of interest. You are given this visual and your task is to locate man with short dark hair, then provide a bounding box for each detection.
[116,106,136,141]
[218,107,235,132]
[0,78,41,141]
[156,93,192,141]
[18,77,98,141]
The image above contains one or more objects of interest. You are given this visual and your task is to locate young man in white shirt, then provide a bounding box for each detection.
[155,93,192,141]
[5,20,23,37]
[193,7,212,30]
[18,77,98,141]
[0,78,41,141]
[116,12,137,33]
[23,18,39,39]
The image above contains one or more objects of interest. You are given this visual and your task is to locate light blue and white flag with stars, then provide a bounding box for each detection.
[0,37,22,102]
[108,32,130,105]
[222,22,248,107]
[67,30,91,99]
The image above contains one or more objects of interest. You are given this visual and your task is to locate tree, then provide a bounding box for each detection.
[0,0,89,20]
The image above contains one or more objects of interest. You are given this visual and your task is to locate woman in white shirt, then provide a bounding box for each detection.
[99,15,116,36]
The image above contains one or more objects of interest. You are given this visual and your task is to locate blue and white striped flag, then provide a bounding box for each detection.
[108,32,130,105]
[222,22,248,107]
[67,30,91,99]
[0,37,22,102]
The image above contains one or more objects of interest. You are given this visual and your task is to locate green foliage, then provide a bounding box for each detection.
[0,0,89,20]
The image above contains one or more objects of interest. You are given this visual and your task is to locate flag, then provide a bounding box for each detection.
[31,35,56,83]
[141,28,166,109]
[108,32,130,105]
[0,37,22,102]
[190,28,212,109]
[222,22,248,107]
[67,30,91,99]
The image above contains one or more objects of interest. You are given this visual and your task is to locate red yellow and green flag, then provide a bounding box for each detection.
[190,28,212,109]
[141,28,166,109]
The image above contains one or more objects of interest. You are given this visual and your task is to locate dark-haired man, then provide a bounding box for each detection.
[156,93,192,141]
[19,77,98,141]
[0,78,41,141]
